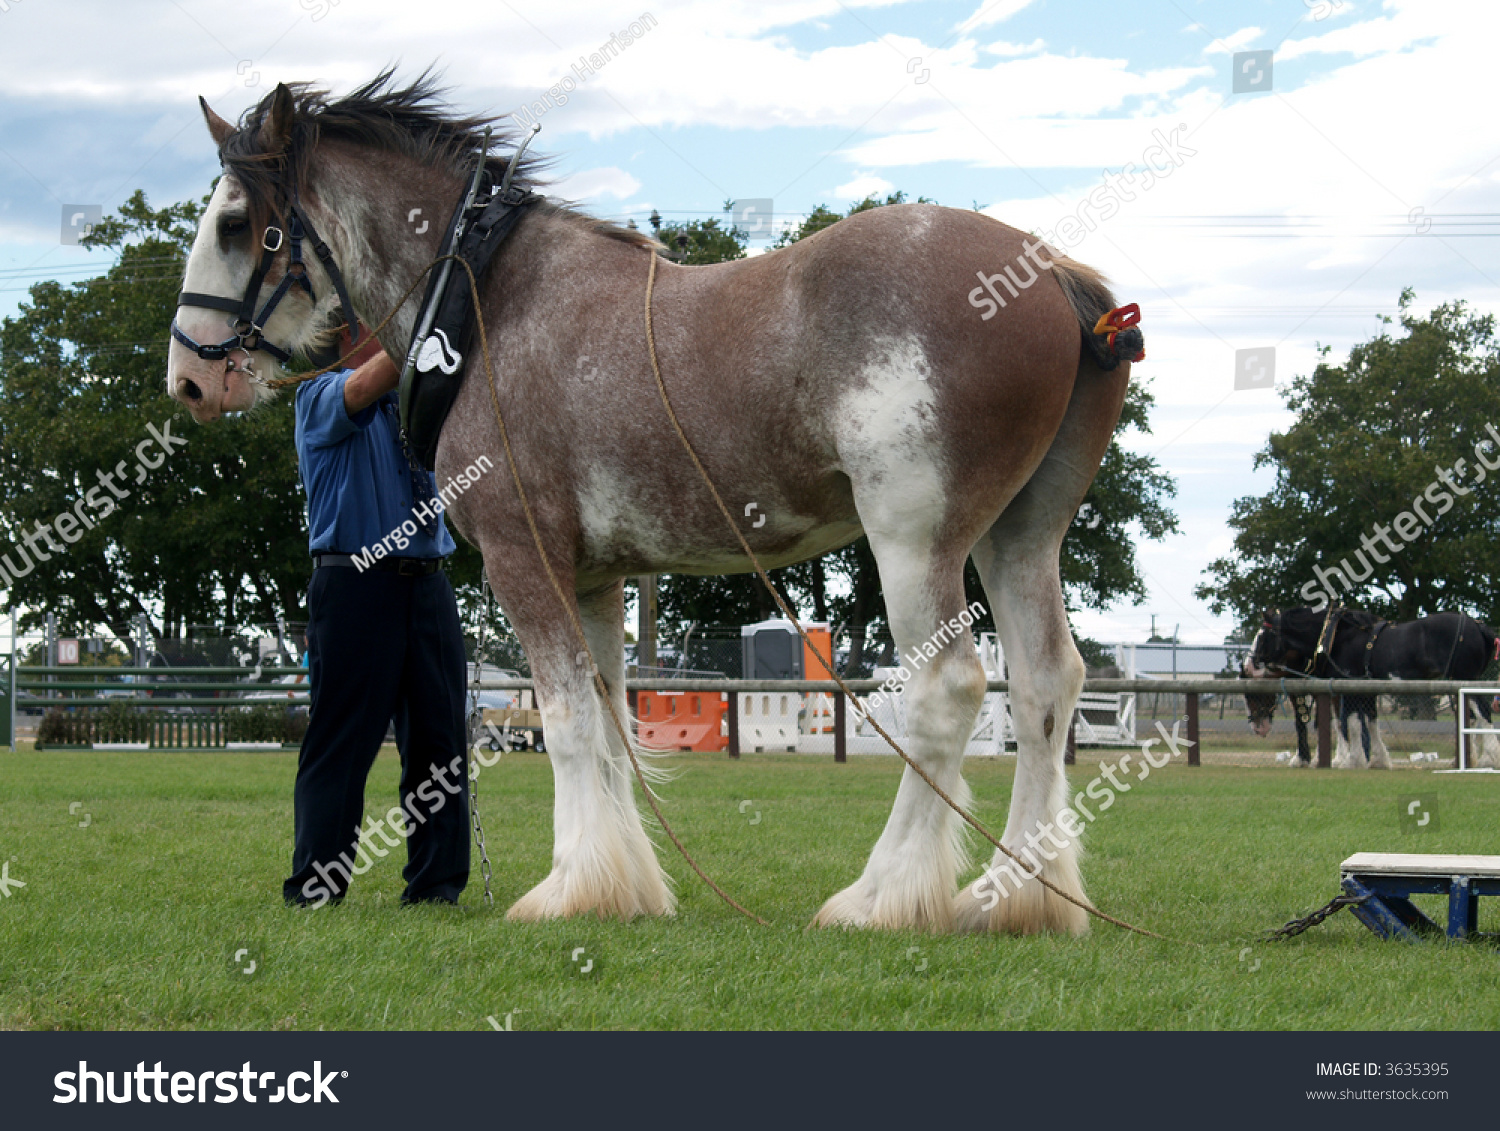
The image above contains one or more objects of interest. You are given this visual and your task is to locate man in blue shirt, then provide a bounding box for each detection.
[284,330,470,907]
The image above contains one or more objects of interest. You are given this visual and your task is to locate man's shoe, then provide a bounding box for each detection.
[285,893,345,908]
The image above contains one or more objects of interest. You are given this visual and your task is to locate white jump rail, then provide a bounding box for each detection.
[1454,688,1500,772]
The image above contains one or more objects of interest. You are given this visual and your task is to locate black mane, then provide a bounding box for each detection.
[217,68,652,248]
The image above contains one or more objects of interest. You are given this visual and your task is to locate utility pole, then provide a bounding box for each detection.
[8,608,15,753]
[636,575,657,670]
[45,611,56,699]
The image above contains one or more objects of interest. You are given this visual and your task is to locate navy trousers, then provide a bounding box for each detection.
[283,564,470,905]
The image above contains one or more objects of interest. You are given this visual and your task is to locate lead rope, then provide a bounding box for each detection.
[456,257,769,926]
[641,252,1183,945]
[252,252,765,925]
[257,248,1177,940]
[468,575,496,906]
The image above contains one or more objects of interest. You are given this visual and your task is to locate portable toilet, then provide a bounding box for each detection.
[740,619,834,679]
[741,618,802,679]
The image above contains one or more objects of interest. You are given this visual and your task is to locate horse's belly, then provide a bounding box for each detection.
[574,461,861,578]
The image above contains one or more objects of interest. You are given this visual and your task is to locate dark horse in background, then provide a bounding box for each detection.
[1243,605,1498,768]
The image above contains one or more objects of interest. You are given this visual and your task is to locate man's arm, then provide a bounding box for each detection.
[342,350,400,415]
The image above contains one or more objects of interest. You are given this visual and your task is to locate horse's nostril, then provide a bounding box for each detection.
[178,379,203,402]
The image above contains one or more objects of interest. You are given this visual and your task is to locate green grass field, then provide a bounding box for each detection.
[1,745,1498,1030]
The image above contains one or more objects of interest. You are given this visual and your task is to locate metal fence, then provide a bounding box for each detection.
[13,664,309,750]
[1116,682,1494,769]
[475,676,1500,769]
[12,639,1499,769]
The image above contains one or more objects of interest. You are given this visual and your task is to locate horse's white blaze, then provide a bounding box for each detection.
[168,174,353,419]
[167,180,261,415]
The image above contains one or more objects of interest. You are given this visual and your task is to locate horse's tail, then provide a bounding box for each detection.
[1051,258,1145,372]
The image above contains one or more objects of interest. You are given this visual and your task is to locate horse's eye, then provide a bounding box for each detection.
[220,217,249,239]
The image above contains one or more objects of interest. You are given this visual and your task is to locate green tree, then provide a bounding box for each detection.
[0,191,309,644]
[653,214,747,264]
[1196,292,1500,632]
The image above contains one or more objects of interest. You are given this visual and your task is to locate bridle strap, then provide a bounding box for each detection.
[1362,619,1388,679]
[1309,602,1341,676]
[170,187,360,368]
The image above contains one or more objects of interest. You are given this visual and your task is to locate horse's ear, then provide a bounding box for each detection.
[199,97,235,146]
[257,83,296,155]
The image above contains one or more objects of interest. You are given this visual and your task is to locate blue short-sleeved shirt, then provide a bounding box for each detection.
[294,370,457,559]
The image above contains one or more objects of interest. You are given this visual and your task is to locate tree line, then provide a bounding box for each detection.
[0,188,1180,660]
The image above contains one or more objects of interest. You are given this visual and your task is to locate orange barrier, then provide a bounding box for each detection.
[638,690,729,752]
[802,624,832,682]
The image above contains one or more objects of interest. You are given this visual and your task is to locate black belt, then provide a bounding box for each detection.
[314,553,444,577]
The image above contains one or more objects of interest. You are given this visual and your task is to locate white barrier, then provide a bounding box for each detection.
[738,691,800,751]
[1456,688,1500,771]
[767,632,1136,755]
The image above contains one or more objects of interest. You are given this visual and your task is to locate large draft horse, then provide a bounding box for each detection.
[1244,605,1498,768]
[166,75,1140,933]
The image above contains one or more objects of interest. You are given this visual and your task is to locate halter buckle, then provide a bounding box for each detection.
[262,226,285,253]
[231,318,264,351]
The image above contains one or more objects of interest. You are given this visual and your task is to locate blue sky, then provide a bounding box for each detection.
[1,0,1495,642]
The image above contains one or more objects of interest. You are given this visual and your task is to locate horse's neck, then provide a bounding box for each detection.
[312,149,468,348]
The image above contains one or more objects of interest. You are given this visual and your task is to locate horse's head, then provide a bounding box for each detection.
[168,85,352,421]
[1244,690,1278,738]
[1243,608,1286,678]
[1242,608,1291,735]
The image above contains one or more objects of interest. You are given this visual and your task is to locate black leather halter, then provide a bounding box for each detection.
[170,189,360,366]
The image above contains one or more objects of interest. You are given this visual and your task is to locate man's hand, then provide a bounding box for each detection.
[343,349,400,415]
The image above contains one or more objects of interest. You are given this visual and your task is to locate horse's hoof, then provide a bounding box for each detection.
[811,878,953,932]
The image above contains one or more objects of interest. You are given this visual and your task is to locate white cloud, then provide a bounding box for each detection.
[551,166,642,202]
[955,0,1039,36]
[1279,12,1425,60]
[983,38,1046,57]
[832,173,894,200]
[1202,27,1264,55]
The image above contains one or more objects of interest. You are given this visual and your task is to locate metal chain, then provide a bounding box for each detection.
[1265,892,1368,941]
[467,574,496,906]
